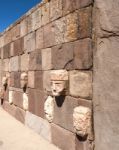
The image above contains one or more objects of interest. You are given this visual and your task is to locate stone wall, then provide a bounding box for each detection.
[0,0,94,150]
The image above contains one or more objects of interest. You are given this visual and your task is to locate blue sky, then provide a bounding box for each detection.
[0,0,41,32]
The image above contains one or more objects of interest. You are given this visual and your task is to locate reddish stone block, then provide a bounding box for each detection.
[63,0,76,15]
[74,39,93,69]
[51,123,76,150]
[29,51,42,71]
[36,28,44,50]
[75,0,92,9]
[78,7,92,39]
[12,91,23,109]
[10,72,21,88]
[28,89,46,118]
[3,43,10,59]
[13,38,24,56]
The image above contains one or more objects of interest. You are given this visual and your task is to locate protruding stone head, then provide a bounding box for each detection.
[23,93,28,111]
[20,73,28,89]
[44,96,54,123]
[9,91,13,104]
[73,106,91,137]
[50,70,68,96]
[2,76,8,87]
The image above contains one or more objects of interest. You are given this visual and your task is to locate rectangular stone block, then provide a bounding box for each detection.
[9,56,20,72]
[28,71,43,90]
[41,2,50,26]
[53,96,79,132]
[78,7,92,39]
[28,89,46,118]
[69,71,92,99]
[27,15,32,33]
[51,123,76,150]
[74,39,92,69]
[29,51,42,71]
[25,111,51,142]
[36,28,44,50]
[24,32,36,53]
[63,0,76,15]
[20,53,29,71]
[20,18,28,37]
[12,91,23,109]
[43,23,55,48]
[43,71,51,92]
[10,72,21,88]
[3,43,10,59]
[13,38,24,56]
[11,24,20,41]
[3,59,9,72]
[4,30,12,45]
[50,0,62,21]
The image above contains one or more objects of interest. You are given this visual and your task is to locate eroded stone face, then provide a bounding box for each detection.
[2,76,8,87]
[50,70,68,96]
[44,96,54,123]
[9,91,13,104]
[20,73,28,89]
[73,106,91,137]
[23,93,28,111]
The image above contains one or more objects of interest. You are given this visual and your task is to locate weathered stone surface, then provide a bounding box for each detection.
[69,71,92,99]
[73,106,92,137]
[28,89,46,118]
[36,28,44,50]
[4,30,12,45]
[51,123,76,150]
[51,43,74,70]
[44,96,54,123]
[41,2,50,26]
[42,48,52,70]
[50,0,62,21]
[3,44,10,59]
[51,70,68,81]
[75,0,92,9]
[94,37,119,150]
[78,7,92,39]
[43,23,55,48]
[64,12,78,42]
[23,93,28,110]
[20,53,29,71]
[8,90,13,104]
[28,71,43,90]
[20,18,28,37]
[53,96,79,132]
[13,38,24,56]
[74,39,92,69]
[9,56,20,72]
[25,111,51,142]
[10,72,21,88]
[27,15,32,33]
[12,91,23,109]
[20,72,28,89]
[29,51,42,71]
[3,59,9,72]
[24,32,36,53]
[11,24,20,41]
[15,107,25,123]
[43,71,51,92]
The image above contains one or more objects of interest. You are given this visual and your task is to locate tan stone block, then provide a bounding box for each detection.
[11,24,20,41]
[36,28,44,50]
[41,2,50,26]
[43,71,51,92]
[0,36,4,48]
[20,18,28,37]
[69,71,92,99]
[42,48,52,70]
[50,0,62,21]
[9,56,20,72]
[20,53,29,71]
[13,38,24,56]
[24,32,36,53]
[3,43,10,59]
[3,59,9,72]
[51,70,68,81]
[27,15,33,33]
[28,71,35,88]
[4,30,12,45]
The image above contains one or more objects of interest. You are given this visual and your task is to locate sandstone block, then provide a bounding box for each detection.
[63,0,76,15]
[42,48,52,70]
[13,38,24,56]
[75,0,92,9]
[50,0,62,21]
[4,30,12,45]
[25,111,51,142]
[3,44,10,59]
[27,15,32,33]
[74,39,92,69]
[3,59,9,72]
[15,107,25,123]
[43,71,51,92]
[20,53,29,71]
[10,72,21,88]
[23,93,28,110]
[29,51,42,71]
[36,28,44,50]
[20,18,28,37]
[51,123,76,150]
[69,71,92,99]
[9,56,20,72]
[24,32,36,53]
[12,91,23,109]
[8,90,13,104]
[41,2,50,26]
[11,24,20,41]
[28,89,46,118]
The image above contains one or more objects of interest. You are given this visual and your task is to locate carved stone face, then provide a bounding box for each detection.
[44,96,54,123]
[9,91,13,104]
[20,73,28,89]
[51,80,66,96]
[23,93,28,110]
[73,106,91,137]
[50,70,68,96]
[2,77,8,87]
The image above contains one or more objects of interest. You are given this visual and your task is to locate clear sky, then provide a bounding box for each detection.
[0,0,41,32]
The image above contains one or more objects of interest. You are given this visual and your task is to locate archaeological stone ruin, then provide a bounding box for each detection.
[0,0,119,150]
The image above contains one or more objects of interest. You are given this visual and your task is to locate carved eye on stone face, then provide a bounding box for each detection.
[20,73,28,89]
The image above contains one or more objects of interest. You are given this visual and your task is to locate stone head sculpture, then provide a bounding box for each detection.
[23,93,28,111]
[73,106,91,138]
[44,96,54,123]
[2,76,8,87]
[50,70,68,96]
[20,73,28,89]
